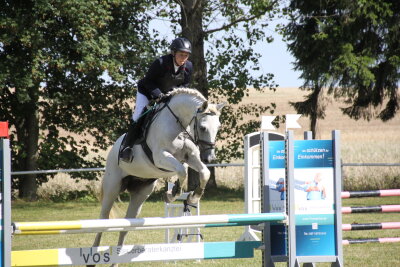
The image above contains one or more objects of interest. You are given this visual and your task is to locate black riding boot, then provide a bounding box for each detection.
[120,121,141,162]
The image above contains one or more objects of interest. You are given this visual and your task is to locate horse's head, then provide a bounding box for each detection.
[195,101,225,163]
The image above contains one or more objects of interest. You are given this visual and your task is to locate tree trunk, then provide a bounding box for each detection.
[18,88,39,200]
[310,85,323,139]
[180,1,218,189]
[180,0,208,96]
[187,167,199,191]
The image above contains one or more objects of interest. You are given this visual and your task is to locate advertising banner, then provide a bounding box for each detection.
[268,140,287,256]
[293,140,336,256]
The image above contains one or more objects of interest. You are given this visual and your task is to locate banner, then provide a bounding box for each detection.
[268,141,287,256]
[293,140,336,256]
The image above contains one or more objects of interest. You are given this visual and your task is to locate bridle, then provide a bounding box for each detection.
[165,104,217,152]
[193,113,216,152]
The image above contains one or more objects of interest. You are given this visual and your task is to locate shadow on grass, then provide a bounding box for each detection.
[143,186,244,202]
[12,187,245,205]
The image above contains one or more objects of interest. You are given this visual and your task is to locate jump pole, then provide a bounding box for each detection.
[0,122,11,267]
[13,213,285,233]
[341,189,400,198]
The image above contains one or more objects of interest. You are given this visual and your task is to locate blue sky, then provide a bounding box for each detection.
[255,26,303,88]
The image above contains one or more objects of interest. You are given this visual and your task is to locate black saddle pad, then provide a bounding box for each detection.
[134,105,159,145]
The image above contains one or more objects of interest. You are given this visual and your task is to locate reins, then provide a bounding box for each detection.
[165,103,216,151]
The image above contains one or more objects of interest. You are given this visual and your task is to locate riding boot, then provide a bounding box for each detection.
[120,121,141,162]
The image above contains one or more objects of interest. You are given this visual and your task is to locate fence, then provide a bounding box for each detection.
[10,162,400,176]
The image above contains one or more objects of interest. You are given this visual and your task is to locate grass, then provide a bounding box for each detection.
[11,189,400,267]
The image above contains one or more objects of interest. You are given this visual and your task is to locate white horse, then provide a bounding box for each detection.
[88,88,224,267]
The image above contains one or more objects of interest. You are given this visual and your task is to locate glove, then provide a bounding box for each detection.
[150,88,163,99]
[156,93,165,102]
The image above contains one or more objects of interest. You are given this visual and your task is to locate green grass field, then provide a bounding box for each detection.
[11,189,400,267]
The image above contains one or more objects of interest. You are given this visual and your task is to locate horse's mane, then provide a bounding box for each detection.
[167,87,207,102]
[167,88,222,115]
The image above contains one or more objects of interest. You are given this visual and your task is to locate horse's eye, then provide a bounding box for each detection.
[200,126,207,131]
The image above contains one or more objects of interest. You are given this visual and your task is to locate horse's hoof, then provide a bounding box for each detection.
[186,193,198,205]
[163,192,176,203]
[186,187,204,205]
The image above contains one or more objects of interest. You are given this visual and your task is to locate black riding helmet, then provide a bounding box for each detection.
[170,37,192,54]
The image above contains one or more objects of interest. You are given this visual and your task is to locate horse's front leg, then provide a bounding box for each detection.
[153,150,187,203]
[184,142,210,205]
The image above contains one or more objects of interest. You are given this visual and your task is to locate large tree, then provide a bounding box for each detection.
[284,0,400,137]
[0,0,158,199]
[153,0,280,188]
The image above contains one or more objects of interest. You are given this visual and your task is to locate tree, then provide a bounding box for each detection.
[284,0,399,137]
[0,0,159,199]
[153,0,280,188]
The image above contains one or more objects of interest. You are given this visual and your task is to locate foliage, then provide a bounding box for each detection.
[284,0,400,131]
[153,0,280,161]
[0,0,161,198]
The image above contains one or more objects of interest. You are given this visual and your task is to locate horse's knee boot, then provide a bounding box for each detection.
[163,192,177,203]
[187,187,205,205]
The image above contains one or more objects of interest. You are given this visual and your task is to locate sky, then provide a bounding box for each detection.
[254,23,303,88]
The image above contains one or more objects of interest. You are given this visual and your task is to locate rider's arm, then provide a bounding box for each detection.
[141,58,164,99]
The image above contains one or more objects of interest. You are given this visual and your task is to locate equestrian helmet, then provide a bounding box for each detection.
[170,37,192,54]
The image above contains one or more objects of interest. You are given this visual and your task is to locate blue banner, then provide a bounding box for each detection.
[294,140,334,168]
[268,141,285,169]
[268,141,287,256]
[293,140,336,256]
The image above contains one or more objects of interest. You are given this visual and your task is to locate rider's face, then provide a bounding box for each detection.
[174,51,190,66]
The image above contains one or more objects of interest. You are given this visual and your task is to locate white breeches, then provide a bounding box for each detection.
[132,91,149,121]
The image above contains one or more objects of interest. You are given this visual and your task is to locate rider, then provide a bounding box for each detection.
[120,37,193,162]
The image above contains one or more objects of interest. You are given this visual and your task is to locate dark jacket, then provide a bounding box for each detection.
[138,54,193,99]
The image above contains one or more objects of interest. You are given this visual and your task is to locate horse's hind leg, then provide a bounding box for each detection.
[87,170,123,267]
[116,179,157,247]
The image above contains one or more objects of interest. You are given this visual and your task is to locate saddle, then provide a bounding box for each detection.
[120,97,173,172]
[135,97,170,145]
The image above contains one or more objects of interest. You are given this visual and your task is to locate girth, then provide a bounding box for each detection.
[140,141,173,173]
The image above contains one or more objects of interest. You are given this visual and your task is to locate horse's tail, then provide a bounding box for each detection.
[105,178,125,219]
[99,178,104,202]
[109,199,124,219]
[97,177,121,219]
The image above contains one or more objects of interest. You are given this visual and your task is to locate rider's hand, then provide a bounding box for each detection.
[156,93,165,102]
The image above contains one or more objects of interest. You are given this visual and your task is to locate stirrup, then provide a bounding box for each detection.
[120,147,134,162]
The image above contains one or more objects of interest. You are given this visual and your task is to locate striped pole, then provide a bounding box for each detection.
[342,205,400,214]
[11,241,262,267]
[342,222,400,231]
[341,189,400,198]
[18,221,400,236]
[14,222,265,236]
[343,237,400,245]
[13,213,286,234]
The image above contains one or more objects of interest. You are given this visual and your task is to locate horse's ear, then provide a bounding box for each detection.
[216,102,226,111]
[198,101,208,113]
